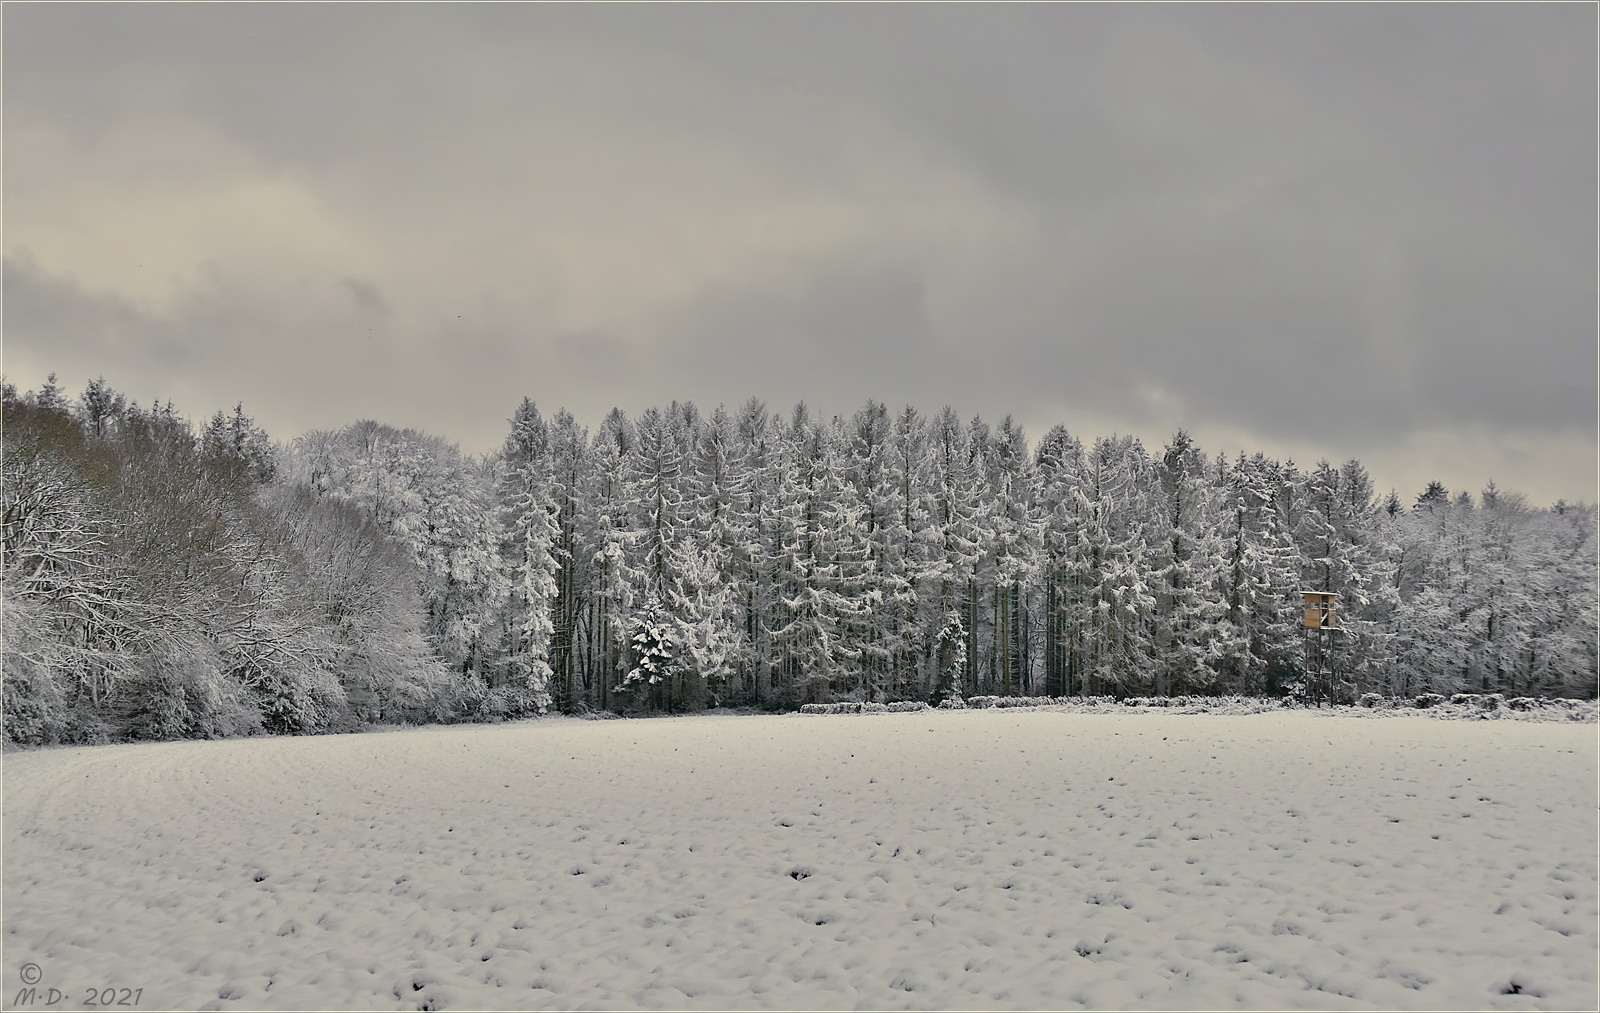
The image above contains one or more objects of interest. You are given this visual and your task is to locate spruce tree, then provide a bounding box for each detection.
[495,399,557,713]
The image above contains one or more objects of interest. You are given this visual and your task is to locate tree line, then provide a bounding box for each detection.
[3,374,1594,743]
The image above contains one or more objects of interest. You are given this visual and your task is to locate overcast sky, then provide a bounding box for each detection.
[6,3,1595,506]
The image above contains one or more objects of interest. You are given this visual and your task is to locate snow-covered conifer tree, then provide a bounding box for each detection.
[988,415,1039,696]
[545,410,588,710]
[1036,424,1086,697]
[582,409,644,710]
[677,404,751,702]
[1217,453,1302,695]
[201,402,277,484]
[1078,435,1157,696]
[626,406,688,708]
[926,407,984,696]
[736,398,784,704]
[848,401,917,700]
[890,405,935,698]
[496,399,557,713]
[1154,431,1229,695]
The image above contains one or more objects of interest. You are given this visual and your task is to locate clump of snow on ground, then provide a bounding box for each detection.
[5,710,1595,1010]
[942,694,1596,723]
[799,701,931,714]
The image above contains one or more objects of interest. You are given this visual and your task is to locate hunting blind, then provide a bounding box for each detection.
[1301,590,1339,630]
[1300,590,1342,704]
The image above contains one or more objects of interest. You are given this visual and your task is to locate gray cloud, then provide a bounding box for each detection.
[338,278,388,319]
[658,259,948,418]
[4,3,1593,504]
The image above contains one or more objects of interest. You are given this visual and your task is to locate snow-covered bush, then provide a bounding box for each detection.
[1110,694,1284,715]
[968,695,1073,709]
[799,700,934,715]
[1358,693,1386,708]
[803,702,876,714]
[470,684,547,722]
[1,662,69,746]
[0,574,127,745]
[1415,693,1446,709]
[254,664,348,735]
[124,640,261,740]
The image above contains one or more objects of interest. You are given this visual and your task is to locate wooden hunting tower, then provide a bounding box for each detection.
[1300,591,1341,704]
[1302,591,1339,631]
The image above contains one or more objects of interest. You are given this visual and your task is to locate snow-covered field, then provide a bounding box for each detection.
[4,709,1595,1011]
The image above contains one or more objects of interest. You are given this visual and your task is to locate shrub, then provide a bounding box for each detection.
[2,589,75,745]
[800,701,931,715]
[124,663,193,740]
[476,684,545,721]
[2,664,69,746]
[254,664,347,735]
[55,704,115,745]
[122,641,261,740]
[969,695,1074,709]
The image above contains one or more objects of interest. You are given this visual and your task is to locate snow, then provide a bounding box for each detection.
[5,709,1595,1011]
